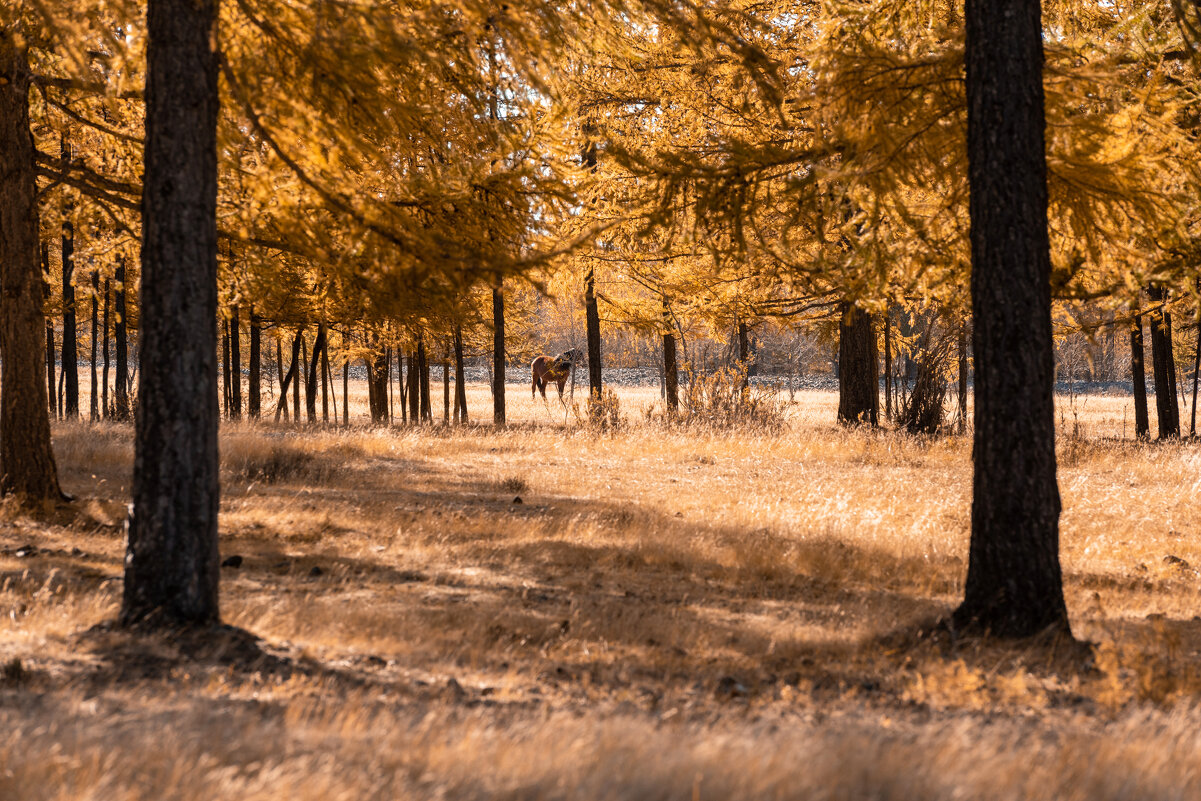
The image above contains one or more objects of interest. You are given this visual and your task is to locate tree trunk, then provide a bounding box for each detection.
[883,305,893,420]
[663,332,679,416]
[320,326,330,423]
[398,346,408,423]
[306,322,325,423]
[342,357,348,426]
[836,301,878,426]
[122,0,221,627]
[443,357,450,424]
[293,331,302,422]
[42,242,56,418]
[229,304,241,420]
[737,318,751,393]
[1131,313,1150,439]
[90,266,99,422]
[454,324,467,424]
[407,351,419,422]
[1148,286,1180,438]
[954,0,1069,639]
[1191,286,1200,437]
[958,319,969,434]
[248,309,261,419]
[114,255,129,420]
[585,267,602,405]
[102,277,111,417]
[62,200,79,419]
[275,331,301,423]
[0,37,63,500]
[493,285,506,426]
[418,336,431,422]
[221,318,231,419]
[275,338,287,420]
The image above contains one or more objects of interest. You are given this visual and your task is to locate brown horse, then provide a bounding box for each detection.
[531,348,582,401]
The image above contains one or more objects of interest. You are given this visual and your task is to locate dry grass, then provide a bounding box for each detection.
[2,382,1200,799]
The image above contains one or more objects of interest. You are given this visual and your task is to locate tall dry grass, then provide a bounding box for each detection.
[2,382,1200,799]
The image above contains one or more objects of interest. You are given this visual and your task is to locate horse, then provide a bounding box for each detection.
[531,348,583,402]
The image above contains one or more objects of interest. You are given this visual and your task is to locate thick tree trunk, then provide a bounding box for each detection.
[454,324,467,424]
[121,0,221,627]
[1131,313,1150,439]
[1148,286,1180,439]
[369,348,389,424]
[293,332,303,421]
[836,302,879,426]
[953,0,1069,639]
[42,242,56,418]
[342,359,348,426]
[248,309,261,419]
[585,268,602,405]
[493,285,506,426]
[737,319,751,393]
[0,37,63,500]
[663,330,679,417]
[229,304,241,420]
[114,256,129,420]
[102,277,111,417]
[90,267,99,422]
[62,204,78,418]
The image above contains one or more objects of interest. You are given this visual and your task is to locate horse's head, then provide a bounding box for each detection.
[561,348,584,364]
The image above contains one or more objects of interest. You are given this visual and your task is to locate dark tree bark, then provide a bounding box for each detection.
[836,301,878,426]
[90,266,99,422]
[1131,313,1150,439]
[398,346,408,423]
[275,331,301,423]
[229,304,241,420]
[42,242,56,417]
[114,255,129,420]
[121,0,221,627]
[275,338,287,420]
[958,319,969,434]
[293,331,303,422]
[418,336,431,422]
[883,305,893,420]
[953,0,1069,639]
[407,351,419,422]
[342,358,349,427]
[0,35,64,500]
[493,285,506,426]
[737,319,751,392]
[62,201,79,419]
[305,322,325,423]
[368,348,389,424]
[248,309,261,419]
[320,327,330,423]
[102,277,111,417]
[1191,285,1200,437]
[663,301,679,415]
[454,324,467,424]
[443,357,450,424]
[221,318,231,418]
[1148,286,1180,439]
[585,267,603,405]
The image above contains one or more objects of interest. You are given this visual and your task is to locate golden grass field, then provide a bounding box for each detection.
[2,380,1201,800]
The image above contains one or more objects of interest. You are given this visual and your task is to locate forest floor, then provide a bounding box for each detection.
[2,384,1201,800]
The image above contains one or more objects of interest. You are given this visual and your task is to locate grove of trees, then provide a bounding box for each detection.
[2,0,1201,638]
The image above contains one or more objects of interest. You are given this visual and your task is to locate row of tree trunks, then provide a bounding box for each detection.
[0,34,64,500]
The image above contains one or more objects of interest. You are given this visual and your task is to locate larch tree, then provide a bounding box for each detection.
[121,0,221,627]
[953,0,1069,638]
[0,21,64,502]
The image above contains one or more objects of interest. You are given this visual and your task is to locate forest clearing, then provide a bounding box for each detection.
[3,383,1201,799]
